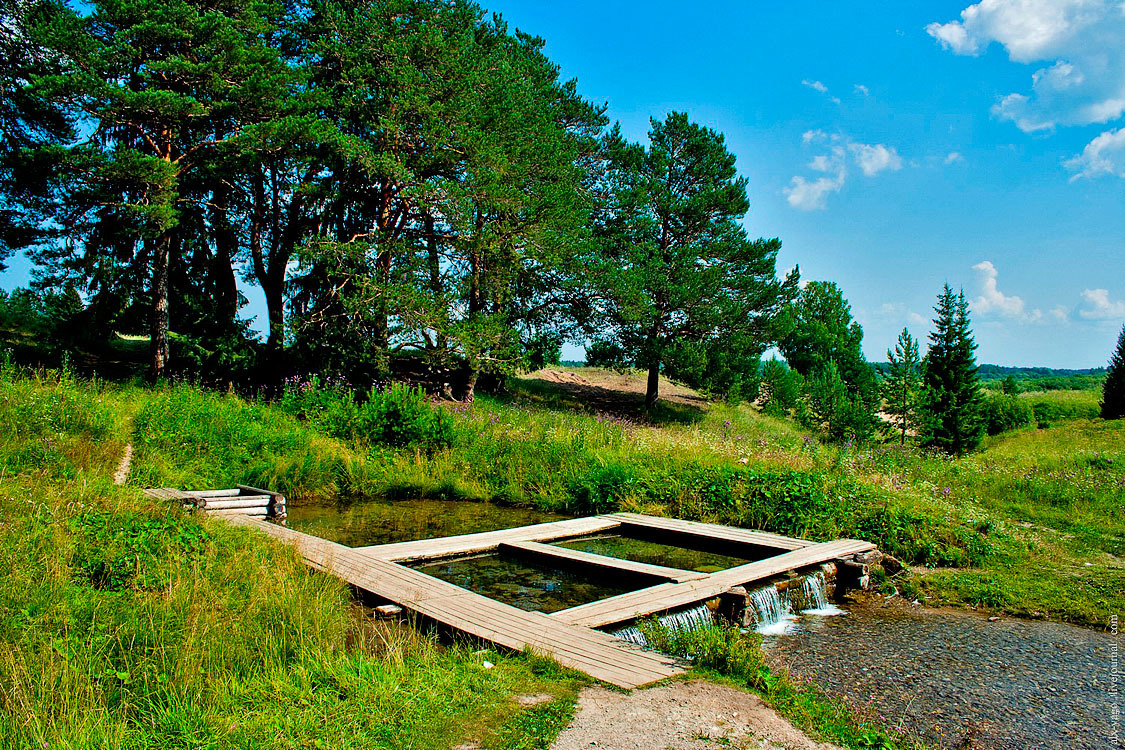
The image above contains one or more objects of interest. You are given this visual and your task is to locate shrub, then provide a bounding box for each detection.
[983,394,1033,435]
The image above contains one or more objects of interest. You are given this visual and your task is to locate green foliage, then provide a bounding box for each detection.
[758,357,801,417]
[982,393,1033,435]
[279,379,454,451]
[70,512,209,591]
[800,360,878,443]
[1101,324,1125,419]
[920,285,985,455]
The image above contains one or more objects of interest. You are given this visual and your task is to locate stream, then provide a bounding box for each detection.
[762,596,1121,749]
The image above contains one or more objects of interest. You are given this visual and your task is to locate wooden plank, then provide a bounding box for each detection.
[550,538,876,628]
[359,516,622,562]
[609,512,812,552]
[500,541,708,584]
[144,487,194,502]
[221,516,683,689]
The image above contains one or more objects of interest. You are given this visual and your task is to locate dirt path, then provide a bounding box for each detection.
[551,680,841,750]
[113,442,133,486]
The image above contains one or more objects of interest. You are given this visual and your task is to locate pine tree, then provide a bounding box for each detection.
[921,284,985,455]
[594,112,794,410]
[884,327,921,444]
[1101,324,1125,419]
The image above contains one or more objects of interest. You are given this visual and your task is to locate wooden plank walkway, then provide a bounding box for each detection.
[608,512,813,553]
[500,541,709,584]
[550,538,876,629]
[222,515,685,689]
[358,516,622,562]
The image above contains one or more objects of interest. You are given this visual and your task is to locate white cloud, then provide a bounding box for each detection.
[945,151,965,164]
[927,1,1125,134]
[973,260,1028,318]
[1064,127,1125,179]
[784,174,845,211]
[802,79,829,93]
[849,143,904,176]
[854,84,870,97]
[786,133,904,210]
[1079,288,1125,319]
[878,302,927,325]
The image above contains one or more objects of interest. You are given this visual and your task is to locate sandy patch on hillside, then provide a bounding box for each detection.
[551,680,841,750]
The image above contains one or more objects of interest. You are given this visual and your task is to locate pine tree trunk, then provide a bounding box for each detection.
[264,275,285,350]
[645,362,660,411]
[149,233,172,380]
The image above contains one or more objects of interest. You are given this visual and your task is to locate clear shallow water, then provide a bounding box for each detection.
[286,498,568,548]
[553,534,750,573]
[762,597,1121,749]
[413,553,641,613]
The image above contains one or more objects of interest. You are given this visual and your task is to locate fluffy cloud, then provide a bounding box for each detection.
[1064,127,1125,179]
[927,1,1125,137]
[854,84,870,97]
[945,151,965,164]
[849,143,904,176]
[801,79,829,93]
[785,132,903,210]
[973,260,1028,318]
[1079,288,1125,319]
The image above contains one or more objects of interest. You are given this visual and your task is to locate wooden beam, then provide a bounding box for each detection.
[608,512,812,553]
[549,538,876,629]
[358,516,623,563]
[500,541,708,584]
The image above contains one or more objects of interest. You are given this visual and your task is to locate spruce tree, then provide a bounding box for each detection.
[1101,324,1125,420]
[921,284,985,455]
[884,327,921,444]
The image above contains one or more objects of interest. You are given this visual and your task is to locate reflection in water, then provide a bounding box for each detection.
[413,553,641,613]
[286,498,567,547]
[554,534,749,572]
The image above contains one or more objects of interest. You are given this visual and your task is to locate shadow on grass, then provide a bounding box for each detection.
[508,375,706,426]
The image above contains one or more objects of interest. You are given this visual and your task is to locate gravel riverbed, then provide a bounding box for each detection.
[761,596,1121,749]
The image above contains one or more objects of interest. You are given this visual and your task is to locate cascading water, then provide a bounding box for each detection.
[749,584,798,635]
[800,571,845,616]
[612,604,713,646]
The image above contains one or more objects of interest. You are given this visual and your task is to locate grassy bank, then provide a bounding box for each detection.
[0,368,585,749]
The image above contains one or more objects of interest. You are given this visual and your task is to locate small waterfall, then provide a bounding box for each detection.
[750,584,798,635]
[611,605,713,646]
[800,571,845,616]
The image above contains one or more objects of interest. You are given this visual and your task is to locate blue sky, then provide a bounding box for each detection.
[483,0,1125,368]
[4,0,1123,367]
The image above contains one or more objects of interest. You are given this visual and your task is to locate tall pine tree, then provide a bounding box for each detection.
[1101,324,1125,419]
[593,112,794,410]
[884,327,921,444]
[921,284,984,455]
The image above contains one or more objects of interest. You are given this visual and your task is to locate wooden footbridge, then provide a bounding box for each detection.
[148,490,876,689]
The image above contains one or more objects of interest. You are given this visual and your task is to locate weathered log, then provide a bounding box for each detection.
[201,497,271,510]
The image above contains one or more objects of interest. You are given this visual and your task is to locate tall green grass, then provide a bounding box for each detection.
[0,368,585,749]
